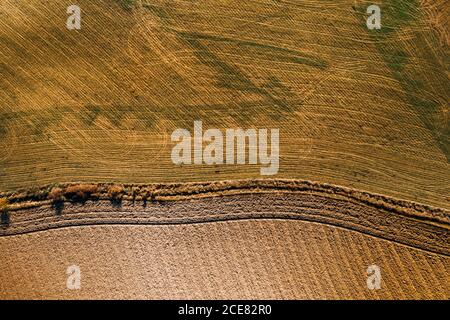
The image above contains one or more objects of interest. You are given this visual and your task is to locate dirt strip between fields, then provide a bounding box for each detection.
[1,190,449,256]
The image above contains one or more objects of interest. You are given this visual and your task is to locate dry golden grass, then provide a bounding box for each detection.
[0,0,448,210]
[1,180,448,222]
[421,0,449,46]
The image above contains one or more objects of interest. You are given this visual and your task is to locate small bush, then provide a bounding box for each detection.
[140,187,152,201]
[108,185,124,200]
[48,187,64,202]
[0,198,8,212]
[65,184,98,201]
[131,187,140,200]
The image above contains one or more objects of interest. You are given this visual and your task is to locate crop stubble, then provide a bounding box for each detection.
[0,0,448,208]
[0,0,449,299]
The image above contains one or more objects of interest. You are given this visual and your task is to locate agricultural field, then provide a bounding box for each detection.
[1,181,449,299]
[0,0,448,208]
[0,0,449,300]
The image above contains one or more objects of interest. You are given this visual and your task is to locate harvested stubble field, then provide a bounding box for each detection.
[1,0,448,207]
[0,0,449,299]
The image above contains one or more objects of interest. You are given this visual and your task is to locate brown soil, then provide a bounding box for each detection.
[0,186,448,299]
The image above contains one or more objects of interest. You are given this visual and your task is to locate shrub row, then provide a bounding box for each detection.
[47,184,131,203]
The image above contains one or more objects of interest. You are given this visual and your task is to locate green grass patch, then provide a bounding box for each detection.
[117,0,136,10]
